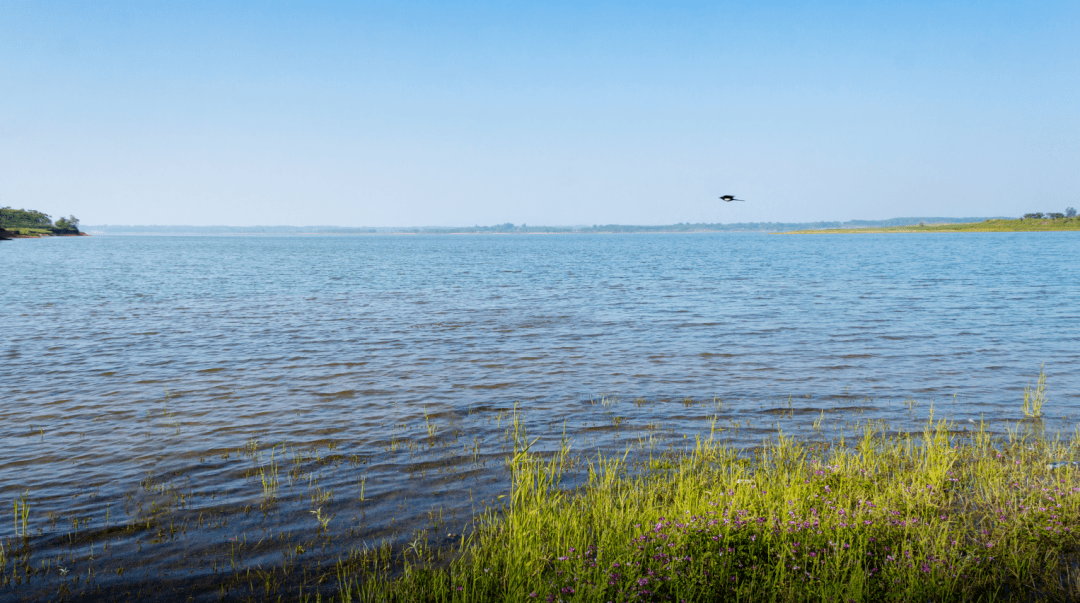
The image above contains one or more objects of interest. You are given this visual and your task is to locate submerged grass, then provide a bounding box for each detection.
[343,414,1080,602]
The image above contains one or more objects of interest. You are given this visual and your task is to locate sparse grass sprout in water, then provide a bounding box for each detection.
[1023,365,1048,419]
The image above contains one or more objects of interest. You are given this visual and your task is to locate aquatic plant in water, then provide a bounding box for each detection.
[5,385,1080,601]
[337,413,1080,602]
[1023,366,1049,420]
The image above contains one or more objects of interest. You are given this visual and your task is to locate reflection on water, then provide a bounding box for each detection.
[1,232,1078,599]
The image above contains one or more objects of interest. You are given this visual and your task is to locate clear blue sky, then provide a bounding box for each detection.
[2,1,1077,226]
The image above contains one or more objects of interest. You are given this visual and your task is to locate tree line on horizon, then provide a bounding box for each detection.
[84,216,1020,235]
[17,207,1080,236]
[1023,207,1076,220]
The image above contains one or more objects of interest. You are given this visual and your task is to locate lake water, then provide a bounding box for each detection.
[2,232,1078,600]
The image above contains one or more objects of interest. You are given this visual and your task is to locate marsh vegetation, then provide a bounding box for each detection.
[786,216,1080,234]
[4,372,1080,601]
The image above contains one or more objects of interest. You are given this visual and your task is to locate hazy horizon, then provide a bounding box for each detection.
[78,215,1013,233]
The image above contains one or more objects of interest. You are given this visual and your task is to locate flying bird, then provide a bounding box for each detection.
[719,195,745,202]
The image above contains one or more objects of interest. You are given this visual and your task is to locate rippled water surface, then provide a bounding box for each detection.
[2,232,1079,599]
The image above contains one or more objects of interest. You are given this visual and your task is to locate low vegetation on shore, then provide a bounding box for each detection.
[5,375,1080,601]
[786,211,1080,234]
[0,207,82,238]
[347,415,1080,602]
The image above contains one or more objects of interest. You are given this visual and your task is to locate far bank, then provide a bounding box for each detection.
[784,216,1080,234]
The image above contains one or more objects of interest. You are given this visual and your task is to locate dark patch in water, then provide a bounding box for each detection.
[471,383,514,389]
[760,407,823,416]
[315,390,356,399]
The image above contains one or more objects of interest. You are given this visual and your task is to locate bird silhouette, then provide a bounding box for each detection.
[719,195,745,202]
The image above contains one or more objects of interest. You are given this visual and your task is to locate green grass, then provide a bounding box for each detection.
[4,226,84,237]
[340,415,1080,602]
[785,218,1080,234]
[6,394,1080,601]
[7,227,57,237]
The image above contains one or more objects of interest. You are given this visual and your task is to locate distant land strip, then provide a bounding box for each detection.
[785,217,1080,234]
[83,217,1010,235]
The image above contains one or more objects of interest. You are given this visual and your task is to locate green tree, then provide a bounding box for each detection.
[54,215,80,231]
[0,207,53,228]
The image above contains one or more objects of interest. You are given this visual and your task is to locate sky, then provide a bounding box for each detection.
[1,1,1077,227]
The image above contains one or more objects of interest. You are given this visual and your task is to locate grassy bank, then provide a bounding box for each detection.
[339,416,1080,602]
[785,217,1080,234]
[2,227,84,237]
[4,403,1080,601]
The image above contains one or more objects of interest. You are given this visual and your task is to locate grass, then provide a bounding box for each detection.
[1024,367,1050,420]
[339,413,1080,602]
[784,217,1080,234]
[2,227,84,237]
[5,389,1080,601]
[6,227,57,237]
[13,495,29,539]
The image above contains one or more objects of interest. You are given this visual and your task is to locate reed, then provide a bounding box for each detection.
[339,414,1080,602]
[1023,366,1049,420]
[426,411,440,438]
[13,495,29,539]
[257,445,281,509]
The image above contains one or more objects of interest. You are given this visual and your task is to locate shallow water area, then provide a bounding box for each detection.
[1,232,1079,599]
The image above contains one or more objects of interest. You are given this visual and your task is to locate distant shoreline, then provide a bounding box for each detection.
[82,217,1009,236]
[784,217,1080,234]
[1,230,89,239]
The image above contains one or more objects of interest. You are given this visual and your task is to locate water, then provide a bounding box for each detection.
[1,232,1078,599]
